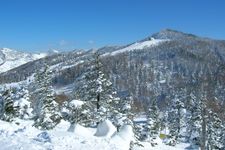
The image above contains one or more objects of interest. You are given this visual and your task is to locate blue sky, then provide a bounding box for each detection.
[0,0,225,52]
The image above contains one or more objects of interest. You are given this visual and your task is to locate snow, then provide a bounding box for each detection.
[0,48,47,73]
[60,60,84,70]
[0,119,128,150]
[94,119,117,138]
[110,125,134,150]
[69,99,84,108]
[0,119,193,150]
[133,142,192,150]
[54,83,74,95]
[159,79,166,84]
[104,38,168,56]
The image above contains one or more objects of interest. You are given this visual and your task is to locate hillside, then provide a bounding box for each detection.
[1,29,225,115]
[0,48,47,73]
[0,29,225,149]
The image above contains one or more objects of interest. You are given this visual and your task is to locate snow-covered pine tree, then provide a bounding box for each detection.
[33,63,61,130]
[0,90,3,118]
[186,92,202,147]
[222,123,225,150]
[0,88,19,122]
[199,86,208,150]
[75,52,117,126]
[186,82,209,150]
[207,111,224,150]
[16,86,33,119]
[64,99,84,124]
[167,95,185,146]
[111,94,134,131]
[144,97,160,146]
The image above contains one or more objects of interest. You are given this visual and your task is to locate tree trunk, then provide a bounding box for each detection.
[97,93,100,110]
[96,93,100,125]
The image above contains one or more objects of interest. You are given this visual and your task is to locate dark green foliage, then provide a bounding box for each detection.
[75,52,121,126]
[207,111,224,149]
[144,97,160,146]
[167,93,186,146]
[33,63,61,130]
[0,88,19,122]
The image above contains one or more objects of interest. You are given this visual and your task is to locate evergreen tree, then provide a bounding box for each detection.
[186,83,209,150]
[186,92,202,147]
[0,88,19,122]
[33,63,61,130]
[167,95,185,146]
[16,86,33,119]
[144,97,160,146]
[76,52,117,126]
[111,94,133,131]
[207,111,224,149]
[63,99,84,125]
[200,94,207,150]
[222,124,225,150]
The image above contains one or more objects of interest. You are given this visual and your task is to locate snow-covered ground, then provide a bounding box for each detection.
[0,119,192,150]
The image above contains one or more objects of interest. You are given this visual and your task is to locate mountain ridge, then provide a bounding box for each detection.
[0,30,225,117]
[0,48,59,73]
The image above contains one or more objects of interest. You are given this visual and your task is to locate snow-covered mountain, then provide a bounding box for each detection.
[0,48,47,73]
[0,29,225,150]
[1,29,225,110]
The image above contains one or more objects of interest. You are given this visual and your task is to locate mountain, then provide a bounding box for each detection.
[0,29,225,117]
[0,48,47,73]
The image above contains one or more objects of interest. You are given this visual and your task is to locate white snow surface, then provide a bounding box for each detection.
[94,119,117,138]
[0,48,47,73]
[69,99,84,108]
[104,38,168,56]
[0,119,131,150]
[111,125,134,150]
[0,119,193,150]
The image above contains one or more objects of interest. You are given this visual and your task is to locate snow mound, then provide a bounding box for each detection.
[54,120,71,131]
[111,125,134,150]
[0,119,191,150]
[69,124,94,137]
[94,120,116,138]
[112,125,134,141]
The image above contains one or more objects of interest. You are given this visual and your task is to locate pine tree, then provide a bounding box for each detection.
[0,88,19,122]
[186,92,202,147]
[64,99,85,124]
[76,52,117,126]
[33,63,61,130]
[222,124,225,150]
[144,97,160,146]
[186,82,209,150]
[16,86,33,119]
[200,94,207,150]
[207,111,224,150]
[167,95,185,146]
[111,94,133,131]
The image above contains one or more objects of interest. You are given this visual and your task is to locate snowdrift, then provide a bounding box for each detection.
[94,119,116,138]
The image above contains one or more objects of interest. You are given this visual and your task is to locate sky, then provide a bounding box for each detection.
[0,0,225,52]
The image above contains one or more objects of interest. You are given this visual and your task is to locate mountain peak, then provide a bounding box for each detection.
[151,29,197,40]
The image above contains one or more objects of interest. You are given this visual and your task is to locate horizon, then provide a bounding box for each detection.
[0,0,225,52]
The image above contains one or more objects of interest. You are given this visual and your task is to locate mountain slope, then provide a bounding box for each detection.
[0,29,225,117]
[0,48,47,73]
